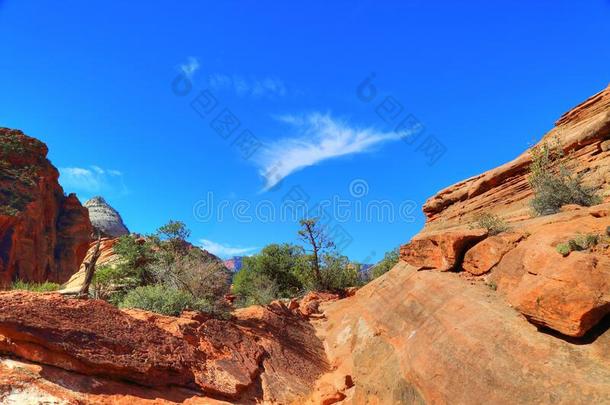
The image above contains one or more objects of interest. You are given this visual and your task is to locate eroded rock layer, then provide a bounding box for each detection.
[422,84,610,234]
[0,291,328,403]
[305,263,610,404]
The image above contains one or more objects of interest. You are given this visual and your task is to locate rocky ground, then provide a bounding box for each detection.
[0,85,608,403]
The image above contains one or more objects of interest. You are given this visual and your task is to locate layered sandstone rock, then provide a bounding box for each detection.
[305,263,610,404]
[84,196,130,238]
[488,204,610,337]
[0,356,229,405]
[0,128,92,287]
[421,84,610,235]
[399,85,610,338]
[0,291,328,403]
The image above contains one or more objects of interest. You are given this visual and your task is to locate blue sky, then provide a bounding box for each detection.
[1,1,609,260]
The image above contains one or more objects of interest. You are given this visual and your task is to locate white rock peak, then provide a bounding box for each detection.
[84,196,129,238]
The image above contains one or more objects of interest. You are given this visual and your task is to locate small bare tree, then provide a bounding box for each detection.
[298,218,335,289]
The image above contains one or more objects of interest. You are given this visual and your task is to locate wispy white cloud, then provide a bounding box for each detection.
[60,166,127,196]
[199,239,257,258]
[180,57,200,79]
[256,113,402,190]
[208,74,287,98]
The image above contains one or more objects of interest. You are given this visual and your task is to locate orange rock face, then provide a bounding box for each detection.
[462,231,526,275]
[0,128,92,287]
[305,263,610,404]
[487,205,610,337]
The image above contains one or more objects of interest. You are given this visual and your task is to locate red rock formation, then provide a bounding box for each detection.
[462,231,527,275]
[399,85,610,337]
[399,229,487,271]
[0,128,92,287]
[0,356,230,404]
[0,291,328,403]
[488,205,610,337]
[421,84,610,234]
[305,263,610,404]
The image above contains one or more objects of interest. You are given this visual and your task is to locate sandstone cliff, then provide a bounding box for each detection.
[0,128,92,288]
[421,84,610,234]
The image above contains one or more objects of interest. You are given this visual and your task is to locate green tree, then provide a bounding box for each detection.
[370,249,400,280]
[112,235,157,287]
[319,253,361,290]
[298,218,335,289]
[233,243,307,305]
[233,270,279,307]
[154,220,191,256]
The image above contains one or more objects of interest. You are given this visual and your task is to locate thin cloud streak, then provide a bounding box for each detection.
[208,74,287,98]
[256,113,402,190]
[60,166,127,196]
[199,239,257,258]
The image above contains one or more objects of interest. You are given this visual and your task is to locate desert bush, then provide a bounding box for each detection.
[150,251,231,315]
[91,265,124,303]
[555,233,601,256]
[93,221,231,318]
[233,271,280,307]
[11,280,60,292]
[316,253,361,291]
[119,285,217,317]
[471,213,510,235]
[528,139,601,216]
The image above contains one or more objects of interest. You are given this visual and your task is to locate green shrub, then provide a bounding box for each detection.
[0,205,19,216]
[471,213,510,235]
[92,265,124,304]
[233,271,280,307]
[555,243,571,257]
[370,249,400,280]
[528,139,601,216]
[317,253,362,291]
[11,280,61,292]
[119,285,218,317]
[91,222,230,319]
[233,243,308,305]
[555,233,600,256]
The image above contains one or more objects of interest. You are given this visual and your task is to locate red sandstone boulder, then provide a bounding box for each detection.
[487,207,610,337]
[0,128,92,287]
[462,232,527,275]
[400,229,488,271]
